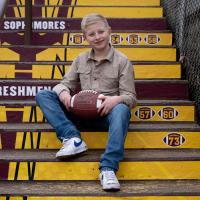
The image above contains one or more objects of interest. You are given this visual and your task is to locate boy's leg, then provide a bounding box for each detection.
[35,90,87,157]
[36,90,81,141]
[99,103,131,171]
[99,103,131,190]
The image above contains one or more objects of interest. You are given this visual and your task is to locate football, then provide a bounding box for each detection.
[70,90,103,119]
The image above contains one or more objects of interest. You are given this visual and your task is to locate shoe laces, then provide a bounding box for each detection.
[103,171,117,182]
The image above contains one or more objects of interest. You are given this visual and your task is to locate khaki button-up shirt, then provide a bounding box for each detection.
[53,46,137,108]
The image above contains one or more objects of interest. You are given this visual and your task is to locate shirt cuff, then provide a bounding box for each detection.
[52,84,70,96]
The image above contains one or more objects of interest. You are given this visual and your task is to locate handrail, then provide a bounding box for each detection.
[24,0,33,45]
[0,0,8,27]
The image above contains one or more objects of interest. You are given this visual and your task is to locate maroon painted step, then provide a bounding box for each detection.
[0,79,188,100]
[2,18,167,31]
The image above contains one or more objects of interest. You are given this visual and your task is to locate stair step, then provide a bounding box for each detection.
[1,149,200,161]
[0,45,176,62]
[2,18,167,30]
[0,79,188,100]
[0,31,173,46]
[1,180,200,196]
[1,149,200,180]
[1,122,200,149]
[0,100,195,123]
[8,0,161,6]
[0,62,181,79]
[6,6,164,18]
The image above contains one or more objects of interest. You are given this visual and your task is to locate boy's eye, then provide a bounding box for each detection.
[88,33,95,37]
[98,31,104,34]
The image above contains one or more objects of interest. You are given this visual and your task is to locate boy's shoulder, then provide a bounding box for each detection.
[76,50,90,61]
[114,48,128,59]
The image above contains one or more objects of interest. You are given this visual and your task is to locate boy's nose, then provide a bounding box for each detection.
[95,33,100,39]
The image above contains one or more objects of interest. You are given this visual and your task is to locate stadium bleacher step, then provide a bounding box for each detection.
[1,180,200,197]
[8,0,161,6]
[0,149,200,181]
[6,5,164,18]
[0,30,173,46]
[2,17,168,30]
[0,45,176,62]
[0,79,188,100]
[0,100,195,123]
[1,122,200,149]
[0,61,181,79]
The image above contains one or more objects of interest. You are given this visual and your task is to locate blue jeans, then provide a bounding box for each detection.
[36,90,131,171]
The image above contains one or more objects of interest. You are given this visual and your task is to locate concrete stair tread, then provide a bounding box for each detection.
[0,61,180,64]
[1,149,200,161]
[0,99,194,105]
[1,180,200,196]
[0,44,176,48]
[1,122,200,132]
[0,30,172,33]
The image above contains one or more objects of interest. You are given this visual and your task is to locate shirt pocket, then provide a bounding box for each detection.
[77,67,91,90]
[100,69,119,91]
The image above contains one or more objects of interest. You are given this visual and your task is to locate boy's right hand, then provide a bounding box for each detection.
[59,90,71,111]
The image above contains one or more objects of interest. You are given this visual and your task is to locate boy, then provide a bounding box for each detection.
[36,13,137,191]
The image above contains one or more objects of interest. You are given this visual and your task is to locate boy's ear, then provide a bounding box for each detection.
[108,26,112,34]
[83,33,86,40]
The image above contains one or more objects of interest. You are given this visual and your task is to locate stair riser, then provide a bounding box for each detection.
[3,161,200,180]
[9,0,161,6]
[0,81,188,100]
[0,32,172,46]
[1,18,167,31]
[1,131,200,149]
[0,47,176,62]
[0,64,181,79]
[6,7,163,18]
[0,105,195,123]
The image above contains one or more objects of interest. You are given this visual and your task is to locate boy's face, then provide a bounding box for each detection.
[83,21,111,52]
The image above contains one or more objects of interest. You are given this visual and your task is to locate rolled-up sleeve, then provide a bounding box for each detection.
[53,57,80,95]
[119,59,137,108]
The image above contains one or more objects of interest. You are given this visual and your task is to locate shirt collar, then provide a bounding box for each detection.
[87,44,114,62]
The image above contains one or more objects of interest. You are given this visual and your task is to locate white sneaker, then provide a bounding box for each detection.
[99,171,120,191]
[56,137,87,159]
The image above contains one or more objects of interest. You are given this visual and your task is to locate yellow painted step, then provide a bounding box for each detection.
[0,105,195,123]
[14,0,161,6]
[2,197,200,200]
[4,131,199,150]
[0,63,181,79]
[74,0,161,6]
[11,6,163,18]
[8,161,200,180]
[35,47,177,62]
[67,7,163,18]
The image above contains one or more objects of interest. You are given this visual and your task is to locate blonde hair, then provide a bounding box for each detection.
[81,13,110,32]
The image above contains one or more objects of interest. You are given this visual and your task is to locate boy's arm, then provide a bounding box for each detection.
[53,58,80,96]
[119,59,137,108]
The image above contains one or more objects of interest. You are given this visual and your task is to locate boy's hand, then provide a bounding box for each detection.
[97,95,122,116]
[59,90,71,111]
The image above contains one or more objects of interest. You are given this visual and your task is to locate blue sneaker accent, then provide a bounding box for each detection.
[74,139,83,147]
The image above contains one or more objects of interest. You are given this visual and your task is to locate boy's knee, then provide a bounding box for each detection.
[112,104,131,118]
[35,90,53,103]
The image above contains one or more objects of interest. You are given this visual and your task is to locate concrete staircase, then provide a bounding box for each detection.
[0,0,200,199]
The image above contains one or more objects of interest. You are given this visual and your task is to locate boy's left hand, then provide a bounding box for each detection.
[97,95,122,116]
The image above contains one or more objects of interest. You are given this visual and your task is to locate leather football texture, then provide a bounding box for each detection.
[70,90,102,119]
